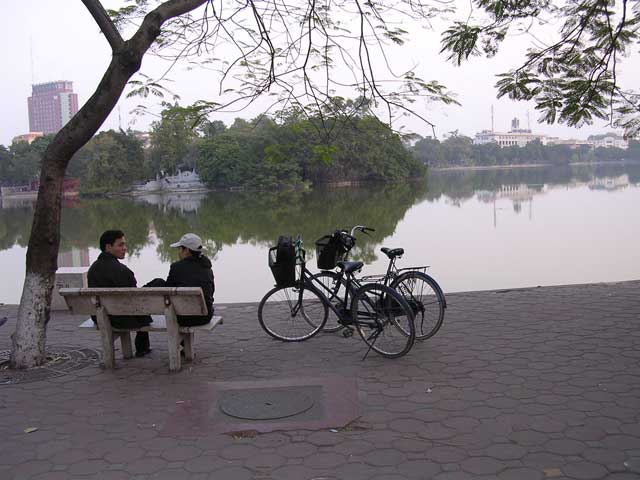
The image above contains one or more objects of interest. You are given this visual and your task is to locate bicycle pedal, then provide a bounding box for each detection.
[337,318,352,327]
[342,327,354,338]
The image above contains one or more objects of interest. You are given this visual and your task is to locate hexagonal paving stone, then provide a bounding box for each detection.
[124,457,168,475]
[276,442,317,458]
[363,448,407,467]
[498,467,544,480]
[160,445,202,462]
[461,456,504,475]
[562,461,609,480]
[397,459,441,478]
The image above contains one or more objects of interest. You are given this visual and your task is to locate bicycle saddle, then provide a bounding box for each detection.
[336,261,364,274]
[381,247,404,259]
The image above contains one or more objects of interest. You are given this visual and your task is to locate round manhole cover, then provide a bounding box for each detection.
[0,346,100,385]
[220,388,314,420]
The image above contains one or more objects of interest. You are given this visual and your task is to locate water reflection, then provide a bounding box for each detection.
[133,192,208,213]
[0,162,639,303]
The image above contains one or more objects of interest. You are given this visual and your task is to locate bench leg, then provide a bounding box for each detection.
[119,332,133,359]
[165,306,181,372]
[181,332,194,362]
[96,307,115,369]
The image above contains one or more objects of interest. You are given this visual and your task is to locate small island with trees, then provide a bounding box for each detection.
[3,99,639,197]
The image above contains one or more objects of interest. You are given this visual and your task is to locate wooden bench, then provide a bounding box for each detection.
[60,287,223,372]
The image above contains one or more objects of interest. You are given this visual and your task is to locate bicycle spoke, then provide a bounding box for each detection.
[352,283,415,358]
[258,284,328,341]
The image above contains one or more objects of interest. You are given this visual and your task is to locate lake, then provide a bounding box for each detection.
[1,163,639,304]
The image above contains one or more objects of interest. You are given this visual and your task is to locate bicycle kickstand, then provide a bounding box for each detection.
[361,329,382,361]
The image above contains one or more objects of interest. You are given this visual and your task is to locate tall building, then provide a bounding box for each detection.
[27,81,79,134]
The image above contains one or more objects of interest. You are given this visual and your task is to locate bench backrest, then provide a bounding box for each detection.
[59,287,207,316]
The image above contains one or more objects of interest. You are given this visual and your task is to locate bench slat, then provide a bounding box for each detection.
[79,315,223,333]
[60,287,207,316]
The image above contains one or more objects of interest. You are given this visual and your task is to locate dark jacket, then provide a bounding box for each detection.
[87,252,152,329]
[166,254,215,326]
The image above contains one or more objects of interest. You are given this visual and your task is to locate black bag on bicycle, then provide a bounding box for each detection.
[315,230,354,270]
[269,235,296,287]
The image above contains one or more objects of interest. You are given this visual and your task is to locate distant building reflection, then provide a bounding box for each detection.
[58,247,90,268]
[588,174,630,191]
[476,184,546,227]
[133,192,207,213]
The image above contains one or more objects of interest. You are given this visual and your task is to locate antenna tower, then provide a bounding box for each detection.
[30,37,35,84]
[491,105,495,132]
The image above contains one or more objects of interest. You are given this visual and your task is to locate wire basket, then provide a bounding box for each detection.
[315,235,348,270]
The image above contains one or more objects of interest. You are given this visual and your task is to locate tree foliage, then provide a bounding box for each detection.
[192,106,426,188]
[441,0,640,137]
[0,136,54,185]
[412,136,639,167]
[73,130,147,193]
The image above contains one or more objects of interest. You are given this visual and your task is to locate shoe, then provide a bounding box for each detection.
[135,348,152,358]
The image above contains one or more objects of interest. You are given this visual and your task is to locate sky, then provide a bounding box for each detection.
[1,1,637,147]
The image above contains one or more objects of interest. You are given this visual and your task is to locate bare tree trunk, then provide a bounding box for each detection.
[10,0,208,368]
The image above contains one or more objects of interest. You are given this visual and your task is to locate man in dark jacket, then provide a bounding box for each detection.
[166,233,215,326]
[88,230,152,356]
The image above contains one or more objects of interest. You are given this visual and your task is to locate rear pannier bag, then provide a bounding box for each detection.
[269,235,296,287]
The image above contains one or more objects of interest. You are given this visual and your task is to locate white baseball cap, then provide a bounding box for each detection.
[170,233,203,251]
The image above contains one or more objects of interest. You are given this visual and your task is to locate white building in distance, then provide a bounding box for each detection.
[474,118,629,150]
[587,133,629,149]
[474,117,547,147]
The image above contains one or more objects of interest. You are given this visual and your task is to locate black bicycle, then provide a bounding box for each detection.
[258,235,416,358]
[313,226,446,340]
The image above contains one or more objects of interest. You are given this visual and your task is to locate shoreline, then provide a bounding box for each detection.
[431,158,640,172]
[3,278,639,309]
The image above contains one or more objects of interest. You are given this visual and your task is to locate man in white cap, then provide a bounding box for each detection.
[166,233,215,326]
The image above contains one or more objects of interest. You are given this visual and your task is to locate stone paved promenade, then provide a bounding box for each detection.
[1,281,639,480]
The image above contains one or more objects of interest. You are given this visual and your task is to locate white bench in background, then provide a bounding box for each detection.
[60,287,223,372]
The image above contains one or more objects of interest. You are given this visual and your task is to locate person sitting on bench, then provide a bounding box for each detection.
[146,233,215,328]
[166,233,215,327]
[88,230,152,357]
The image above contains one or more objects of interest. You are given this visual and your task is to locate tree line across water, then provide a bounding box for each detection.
[0,100,423,193]
[413,135,640,168]
[2,101,640,193]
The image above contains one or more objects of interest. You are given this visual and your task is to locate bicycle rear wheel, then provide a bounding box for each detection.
[311,271,354,332]
[391,271,445,340]
[258,282,328,341]
[351,283,415,358]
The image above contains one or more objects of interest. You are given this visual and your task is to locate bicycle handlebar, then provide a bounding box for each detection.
[349,225,375,236]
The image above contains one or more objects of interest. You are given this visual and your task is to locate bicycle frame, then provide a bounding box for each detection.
[302,264,380,329]
[322,226,447,311]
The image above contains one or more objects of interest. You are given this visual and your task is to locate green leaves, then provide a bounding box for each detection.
[439,0,639,137]
[441,23,482,65]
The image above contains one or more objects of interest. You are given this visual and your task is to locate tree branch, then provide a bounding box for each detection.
[128,0,210,60]
[81,0,125,51]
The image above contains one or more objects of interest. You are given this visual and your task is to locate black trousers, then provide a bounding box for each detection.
[134,332,150,352]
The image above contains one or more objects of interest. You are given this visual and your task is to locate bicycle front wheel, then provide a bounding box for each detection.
[351,283,415,358]
[391,271,445,340]
[311,271,354,332]
[258,283,328,341]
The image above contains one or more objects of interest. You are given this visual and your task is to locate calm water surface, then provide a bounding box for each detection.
[1,163,639,304]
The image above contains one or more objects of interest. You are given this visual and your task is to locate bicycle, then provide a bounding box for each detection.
[258,235,416,359]
[312,226,446,340]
